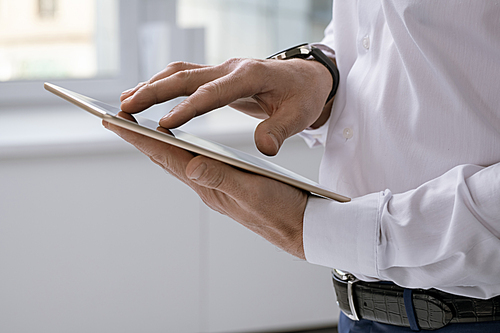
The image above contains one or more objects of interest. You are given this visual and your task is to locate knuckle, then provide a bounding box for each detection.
[271,122,290,142]
[177,69,203,96]
[150,152,188,182]
[143,82,160,105]
[242,58,265,73]
[167,61,190,72]
[233,59,266,91]
[179,98,200,119]
[225,58,262,74]
[221,57,243,68]
[198,81,223,107]
[171,70,192,95]
[149,153,168,168]
[172,69,191,81]
[199,80,220,94]
[221,57,257,74]
[150,62,192,82]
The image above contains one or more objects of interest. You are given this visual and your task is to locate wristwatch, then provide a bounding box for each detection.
[266,43,339,104]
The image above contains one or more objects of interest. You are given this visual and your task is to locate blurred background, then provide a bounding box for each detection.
[0,0,340,332]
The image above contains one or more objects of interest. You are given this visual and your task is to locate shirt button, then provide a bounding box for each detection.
[343,128,353,139]
[362,36,370,50]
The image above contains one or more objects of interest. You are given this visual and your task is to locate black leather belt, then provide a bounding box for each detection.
[332,270,500,331]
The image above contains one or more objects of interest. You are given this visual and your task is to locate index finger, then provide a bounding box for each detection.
[120,62,208,102]
[159,59,265,128]
[120,64,230,114]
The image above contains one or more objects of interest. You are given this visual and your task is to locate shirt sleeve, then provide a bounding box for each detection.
[303,162,500,299]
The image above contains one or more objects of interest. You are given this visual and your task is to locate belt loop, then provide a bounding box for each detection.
[403,289,420,331]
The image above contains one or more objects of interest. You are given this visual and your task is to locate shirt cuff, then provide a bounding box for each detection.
[299,121,330,147]
[310,43,336,60]
[303,191,385,278]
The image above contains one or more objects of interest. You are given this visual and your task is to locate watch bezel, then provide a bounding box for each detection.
[267,43,311,60]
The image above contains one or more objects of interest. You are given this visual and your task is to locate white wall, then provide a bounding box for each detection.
[0,1,340,331]
[0,111,340,333]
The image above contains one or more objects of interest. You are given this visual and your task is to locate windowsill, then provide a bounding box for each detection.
[0,104,260,160]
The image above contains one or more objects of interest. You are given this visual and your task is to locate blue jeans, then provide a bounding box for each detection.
[338,312,500,333]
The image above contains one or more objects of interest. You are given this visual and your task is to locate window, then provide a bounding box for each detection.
[0,0,138,104]
[0,0,118,82]
[0,0,332,107]
[38,0,57,19]
[177,0,332,64]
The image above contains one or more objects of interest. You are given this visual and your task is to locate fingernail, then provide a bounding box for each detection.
[159,112,174,127]
[268,132,279,150]
[188,162,207,180]
[160,112,172,121]
[122,95,133,104]
[121,88,134,95]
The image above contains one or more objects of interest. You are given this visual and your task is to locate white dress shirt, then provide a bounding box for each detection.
[302,0,500,299]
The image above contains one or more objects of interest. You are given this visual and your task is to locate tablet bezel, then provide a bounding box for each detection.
[44,82,350,202]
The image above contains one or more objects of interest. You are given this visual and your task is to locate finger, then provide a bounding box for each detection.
[120,82,146,102]
[186,156,307,260]
[186,155,308,231]
[185,155,253,201]
[228,97,268,119]
[254,104,312,156]
[120,62,208,102]
[159,69,260,128]
[149,62,209,84]
[102,120,194,183]
[120,64,230,114]
[116,111,137,122]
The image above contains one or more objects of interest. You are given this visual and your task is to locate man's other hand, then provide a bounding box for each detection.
[103,121,308,259]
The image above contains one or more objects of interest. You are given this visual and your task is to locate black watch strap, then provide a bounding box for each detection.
[267,43,339,104]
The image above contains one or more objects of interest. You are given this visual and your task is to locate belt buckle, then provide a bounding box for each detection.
[333,269,360,321]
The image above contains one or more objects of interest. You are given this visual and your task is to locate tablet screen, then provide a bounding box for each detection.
[44,82,350,202]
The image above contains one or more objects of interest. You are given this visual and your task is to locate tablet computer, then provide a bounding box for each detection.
[44,82,350,202]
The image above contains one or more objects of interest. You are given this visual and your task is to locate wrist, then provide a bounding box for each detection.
[267,43,339,105]
[309,54,336,129]
[309,97,334,129]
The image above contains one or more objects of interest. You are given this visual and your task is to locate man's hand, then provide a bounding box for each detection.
[104,57,335,258]
[119,57,333,156]
[103,121,308,259]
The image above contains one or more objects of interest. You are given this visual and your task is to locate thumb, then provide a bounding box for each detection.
[254,111,305,156]
[186,156,244,197]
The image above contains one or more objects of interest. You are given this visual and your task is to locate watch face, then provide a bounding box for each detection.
[267,43,310,60]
